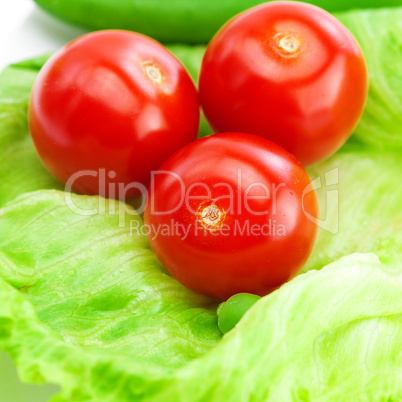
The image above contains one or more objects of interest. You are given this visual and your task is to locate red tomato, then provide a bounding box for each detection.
[199,1,368,166]
[144,132,319,300]
[29,30,199,199]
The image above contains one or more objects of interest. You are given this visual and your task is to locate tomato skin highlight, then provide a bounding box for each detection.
[199,1,368,166]
[29,30,199,199]
[144,132,319,300]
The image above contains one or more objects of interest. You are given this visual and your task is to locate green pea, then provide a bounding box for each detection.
[217,293,261,334]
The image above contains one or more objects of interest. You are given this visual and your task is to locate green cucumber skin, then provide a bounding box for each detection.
[33,0,402,43]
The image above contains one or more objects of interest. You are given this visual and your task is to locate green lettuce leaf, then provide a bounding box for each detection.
[0,190,221,369]
[0,5,402,402]
[0,57,61,209]
[1,245,401,400]
[305,151,402,273]
[153,253,402,401]
[336,8,402,150]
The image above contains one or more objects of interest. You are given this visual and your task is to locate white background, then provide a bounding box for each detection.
[0,0,87,71]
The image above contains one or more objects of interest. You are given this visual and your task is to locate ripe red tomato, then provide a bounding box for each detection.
[29,30,199,199]
[199,1,368,166]
[144,132,319,300]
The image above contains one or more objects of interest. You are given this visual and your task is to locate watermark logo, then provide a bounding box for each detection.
[304,167,339,234]
[63,166,339,235]
[130,219,287,241]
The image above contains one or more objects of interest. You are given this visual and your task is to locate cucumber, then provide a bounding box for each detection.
[33,0,402,43]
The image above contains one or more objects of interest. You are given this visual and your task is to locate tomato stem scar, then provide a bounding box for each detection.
[274,32,301,57]
[197,202,226,231]
[142,61,163,83]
